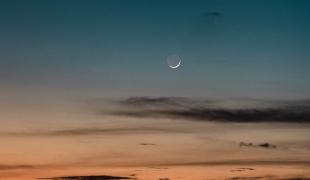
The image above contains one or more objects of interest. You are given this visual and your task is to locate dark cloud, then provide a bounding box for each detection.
[140,143,157,146]
[121,97,186,106]
[37,175,133,180]
[238,168,254,170]
[240,142,277,149]
[257,143,277,149]
[228,176,264,180]
[106,97,310,123]
[231,168,255,172]
[204,11,223,17]
[116,97,198,109]
[231,169,245,172]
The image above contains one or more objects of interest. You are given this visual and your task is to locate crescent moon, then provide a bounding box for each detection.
[169,60,181,69]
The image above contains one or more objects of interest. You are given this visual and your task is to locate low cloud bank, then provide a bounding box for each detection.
[37,175,132,180]
[106,97,310,123]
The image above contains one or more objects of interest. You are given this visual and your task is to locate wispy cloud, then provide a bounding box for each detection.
[105,97,310,123]
[154,160,310,166]
[0,127,186,137]
[203,11,223,17]
[37,175,133,180]
[0,164,36,170]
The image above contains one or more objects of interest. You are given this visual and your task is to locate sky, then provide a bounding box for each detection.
[1,1,310,179]
[1,0,310,99]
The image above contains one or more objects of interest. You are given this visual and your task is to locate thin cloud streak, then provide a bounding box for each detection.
[155,160,310,167]
[2,160,310,172]
[0,165,36,170]
[0,127,186,137]
[106,97,310,123]
[36,175,132,180]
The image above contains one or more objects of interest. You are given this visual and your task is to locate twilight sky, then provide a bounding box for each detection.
[1,0,310,98]
[1,2,310,179]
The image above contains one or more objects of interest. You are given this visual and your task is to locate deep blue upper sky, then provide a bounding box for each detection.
[1,0,310,98]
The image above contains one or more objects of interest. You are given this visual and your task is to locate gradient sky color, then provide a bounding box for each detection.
[1,0,310,98]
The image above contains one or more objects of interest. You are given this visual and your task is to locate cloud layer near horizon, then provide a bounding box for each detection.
[103,97,310,123]
[0,127,184,137]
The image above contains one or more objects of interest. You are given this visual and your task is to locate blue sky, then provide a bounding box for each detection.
[1,0,310,98]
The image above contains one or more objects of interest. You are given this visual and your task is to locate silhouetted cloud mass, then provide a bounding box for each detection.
[37,175,132,180]
[240,142,277,149]
[106,97,310,123]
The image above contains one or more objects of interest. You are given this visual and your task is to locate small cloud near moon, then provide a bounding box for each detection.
[204,11,222,17]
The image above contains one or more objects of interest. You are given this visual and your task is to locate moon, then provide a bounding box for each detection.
[167,54,182,69]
